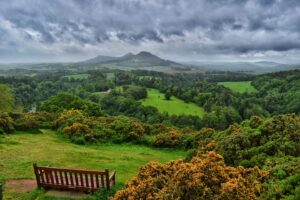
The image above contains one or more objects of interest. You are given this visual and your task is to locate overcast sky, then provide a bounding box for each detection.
[0,0,300,63]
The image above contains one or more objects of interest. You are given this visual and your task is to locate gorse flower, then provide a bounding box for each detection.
[112,151,267,200]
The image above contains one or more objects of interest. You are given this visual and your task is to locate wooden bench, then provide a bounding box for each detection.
[33,164,116,192]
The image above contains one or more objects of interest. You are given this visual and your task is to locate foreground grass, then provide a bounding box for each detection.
[218,81,257,93]
[0,130,186,199]
[140,88,206,117]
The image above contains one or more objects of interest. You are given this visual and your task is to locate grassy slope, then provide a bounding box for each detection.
[140,88,206,117]
[218,81,257,93]
[0,130,186,199]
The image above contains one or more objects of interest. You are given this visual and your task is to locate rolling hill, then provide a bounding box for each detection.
[82,51,183,68]
[1,52,299,74]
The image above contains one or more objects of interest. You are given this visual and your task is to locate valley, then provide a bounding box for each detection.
[1,1,300,199]
[0,62,299,200]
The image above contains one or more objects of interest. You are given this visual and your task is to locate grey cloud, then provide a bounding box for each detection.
[0,0,299,62]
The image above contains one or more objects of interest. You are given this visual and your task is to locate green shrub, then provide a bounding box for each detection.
[55,111,147,144]
[71,136,86,145]
[63,122,91,137]
[123,85,147,100]
[54,109,85,128]
[140,135,156,146]
[182,128,215,149]
[15,114,39,130]
[13,112,55,131]
[94,183,125,200]
[153,130,182,147]
[0,112,14,133]
[212,114,300,199]
[249,115,264,128]
[40,93,104,116]
[108,116,145,143]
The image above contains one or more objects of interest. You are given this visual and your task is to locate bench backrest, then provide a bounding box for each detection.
[33,164,115,191]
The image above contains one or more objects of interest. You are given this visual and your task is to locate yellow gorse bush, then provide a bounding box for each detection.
[112,151,267,200]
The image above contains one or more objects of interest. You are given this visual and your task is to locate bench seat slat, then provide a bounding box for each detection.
[54,170,59,184]
[70,172,74,186]
[59,170,64,185]
[80,173,84,187]
[85,173,89,187]
[75,172,79,186]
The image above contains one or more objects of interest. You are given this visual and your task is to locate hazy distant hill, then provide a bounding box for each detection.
[82,55,117,64]
[1,52,299,74]
[184,61,300,73]
[82,51,183,68]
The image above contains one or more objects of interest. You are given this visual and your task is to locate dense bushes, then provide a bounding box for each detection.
[54,109,85,128]
[122,85,147,100]
[200,114,300,199]
[0,84,14,112]
[0,112,14,134]
[252,70,300,115]
[55,110,147,144]
[108,116,146,142]
[1,112,56,133]
[112,151,267,200]
[153,130,181,147]
[13,112,55,131]
[40,93,103,116]
[181,128,215,149]
[1,110,299,199]
[54,110,209,148]
[216,114,300,167]
[63,122,91,136]
[39,111,300,200]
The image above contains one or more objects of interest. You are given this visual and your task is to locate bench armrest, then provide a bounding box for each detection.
[109,171,116,185]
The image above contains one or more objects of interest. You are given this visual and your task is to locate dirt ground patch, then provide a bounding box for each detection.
[5,179,37,193]
[4,179,89,199]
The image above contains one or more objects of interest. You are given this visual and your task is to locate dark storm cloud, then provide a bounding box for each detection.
[0,0,299,62]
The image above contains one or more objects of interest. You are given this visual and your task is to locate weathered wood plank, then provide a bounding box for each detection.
[95,174,100,188]
[33,164,115,192]
[75,172,79,186]
[59,170,64,185]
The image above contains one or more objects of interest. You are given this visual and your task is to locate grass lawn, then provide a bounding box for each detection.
[218,81,257,93]
[140,89,206,117]
[0,130,186,199]
[64,74,90,80]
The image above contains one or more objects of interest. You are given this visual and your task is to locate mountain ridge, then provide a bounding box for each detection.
[82,51,183,68]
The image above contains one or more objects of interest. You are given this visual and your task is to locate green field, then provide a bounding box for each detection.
[218,81,257,93]
[0,130,185,199]
[140,89,206,117]
[64,74,90,80]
